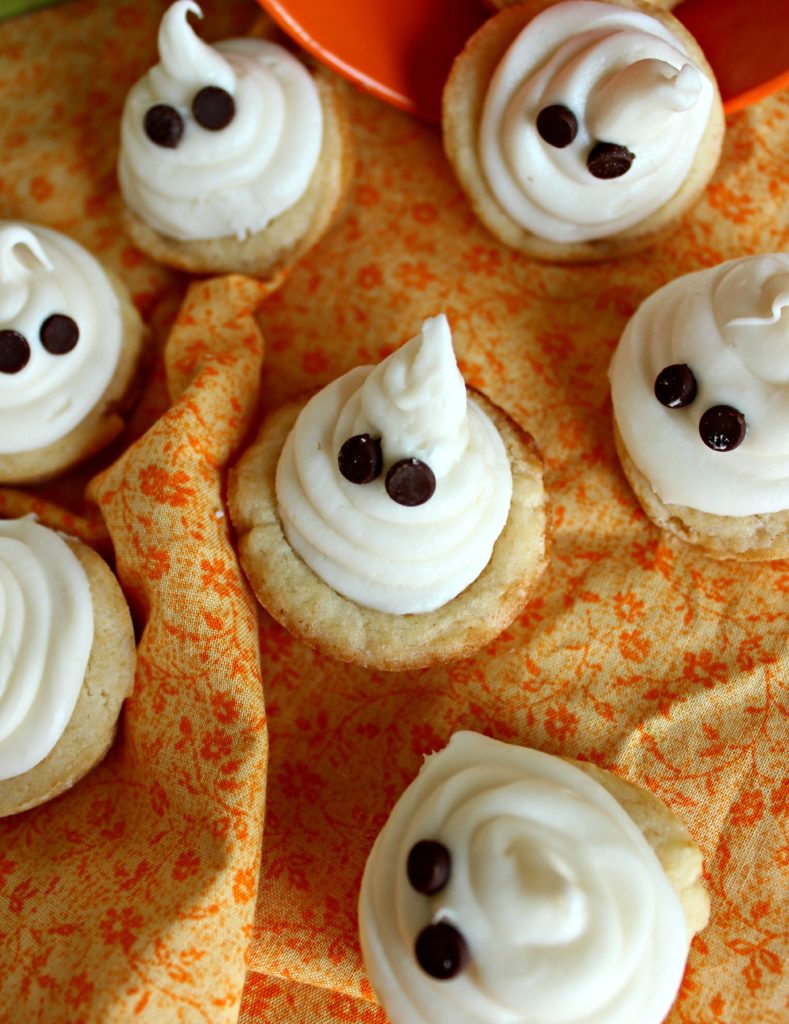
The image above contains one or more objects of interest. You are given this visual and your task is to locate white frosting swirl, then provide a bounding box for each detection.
[118,1,323,241]
[0,518,94,781]
[275,315,513,614]
[359,731,688,1024]
[0,223,123,454]
[610,253,789,515]
[479,0,714,242]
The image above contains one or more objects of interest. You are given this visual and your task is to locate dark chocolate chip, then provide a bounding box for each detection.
[536,104,578,148]
[144,104,184,148]
[415,922,469,980]
[385,458,436,506]
[338,433,383,485]
[654,364,697,408]
[0,329,30,374]
[587,142,634,179]
[40,314,79,355]
[407,841,451,895]
[192,86,235,130]
[699,405,746,452]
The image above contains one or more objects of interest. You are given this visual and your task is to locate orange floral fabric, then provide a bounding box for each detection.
[0,1,787,1023]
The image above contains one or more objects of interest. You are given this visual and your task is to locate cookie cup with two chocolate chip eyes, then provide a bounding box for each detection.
[609,252,789,562]
[118,3,353,280]
[442,0,724,262]
[229,389,548,671]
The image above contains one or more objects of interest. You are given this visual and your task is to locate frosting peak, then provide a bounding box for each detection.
[0,226,52,322]
[275,316,513,614]
[587,60,702,144]
[151,0,235,102]
[357,314,469,476]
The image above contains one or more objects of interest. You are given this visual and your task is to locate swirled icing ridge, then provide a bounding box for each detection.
[0,518,94,781]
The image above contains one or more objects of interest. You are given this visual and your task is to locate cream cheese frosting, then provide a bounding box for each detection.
[359,731,688,1024]
[0,223,124,454]
[0,518,94,781]
[479,0,714,243]
[118,0,323,241]
[610,253,789,515]
[275,315,513,614]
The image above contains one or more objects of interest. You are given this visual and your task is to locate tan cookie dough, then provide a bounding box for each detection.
[443,0,724,262]
[566,756,710,937]
[0,536,136,818]
[229,389,549,671]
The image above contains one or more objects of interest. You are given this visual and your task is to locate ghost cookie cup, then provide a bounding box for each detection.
[442,0,724,262]
[359,731,709,1024]
[0,222,146,485]
[0,517,136,818]
[228,314,548,671]
[118,1,353,279]
[610,253,789,560]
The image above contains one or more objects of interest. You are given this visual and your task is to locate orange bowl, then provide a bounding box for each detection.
[258,0,789,120]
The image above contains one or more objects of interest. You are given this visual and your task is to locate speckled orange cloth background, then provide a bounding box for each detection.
[0,1,786,1022]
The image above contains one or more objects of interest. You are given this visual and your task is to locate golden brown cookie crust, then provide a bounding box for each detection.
[442,0,725,262]
[229,389,549,671]
[0,270,147,485]
[121,70,354,279]
[566,757,710,939]
[0,537,136,818]
[614,425,789,561]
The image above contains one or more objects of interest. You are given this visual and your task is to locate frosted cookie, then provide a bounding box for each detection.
[359,730,709,1024]
[118,1,352,278]
[0,517,136,818]
[610,252,789,560]
[443,0,724,261]
[229,314,548,670]
[0,223,146,484]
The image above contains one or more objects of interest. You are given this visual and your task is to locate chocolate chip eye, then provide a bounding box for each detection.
[0,329,30,374]
[536,104,578,148]
[407,841,451,895]
[699,405,746,452]
[654,364,697,408]
[144,104,184,148]
[338,434,383,484]
[40,314,79,355]
[192,86,235,130]
[587,142,634,179]
[385,458,436,506]
[415,922,469,980]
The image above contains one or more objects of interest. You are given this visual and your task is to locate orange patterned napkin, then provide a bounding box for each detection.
[0,2,787,1024]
